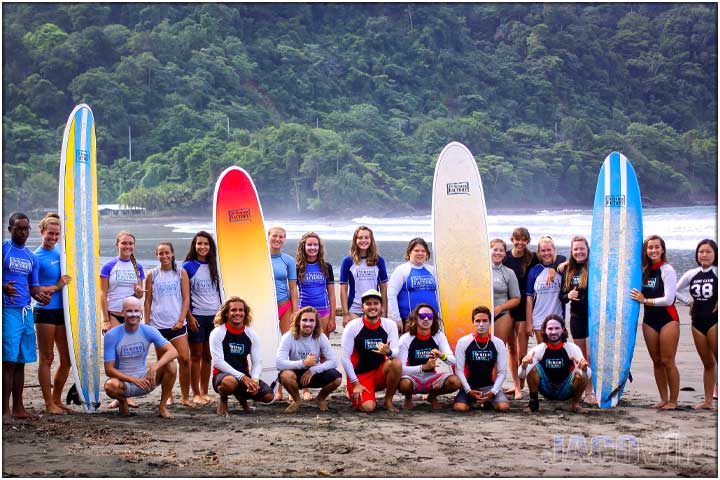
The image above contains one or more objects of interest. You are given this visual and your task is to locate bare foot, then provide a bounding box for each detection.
[274,392,284,402]
[285,402,300,413]
[384,401,399,413]
[201,394,213,403]
[165,397,174,406]
[660,402,678,410]
[403,397,413,410]
[693,400,714,410]
[302,390,313,401]
[514,390,523,400]
[181,398,194,407]
[159,405,173,418]
[58,403,73,412]
[504,387,516,395]
[584,393,597,405]
[571,402,587,414]
[428,396,441,410]
[653,400,668,409]
[11,408,39,420]
[192,394,209,405]
[127,398,139,408]
[216,398,229,416]
[317,398,329,412]
[45,404,67,415]
[107,399,120,409]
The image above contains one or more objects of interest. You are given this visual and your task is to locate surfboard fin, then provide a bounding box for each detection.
[628,371,633,383]
[66,384,81,406]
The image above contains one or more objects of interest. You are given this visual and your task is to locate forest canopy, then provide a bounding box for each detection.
[3,3,717,215]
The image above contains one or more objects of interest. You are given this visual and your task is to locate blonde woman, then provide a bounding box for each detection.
[525,235,566,343]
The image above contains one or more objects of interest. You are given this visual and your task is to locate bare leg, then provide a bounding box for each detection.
[280,371,300,413]
[36,324,65,414]
[3,362,15,419]
[157,362,177,418]
[398,378,414,409]
[429,375,461,410]
[200,341,212,402]
[52,325,72,411]
[316,378,341,411]
[11,363,36,419]
[515,321,529,390]
[573,337,595,402]
[658,321,680,410]
[643,323,668,408]
[189,341,205,403]
[382,359,402,413]
[570,372,588,413]
[171,335,192,406]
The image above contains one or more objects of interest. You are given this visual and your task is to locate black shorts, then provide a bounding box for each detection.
[692,315,717,336]
[212,373,273,401]
[283,368,342,389]
[188,314,215,344]
[110,312,125,324]
[33,308,65,326]
[511,303,526,323]
[570,315,588,340]
[158,325,188,341]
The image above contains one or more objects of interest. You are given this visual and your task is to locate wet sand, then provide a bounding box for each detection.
[2,304,717,477]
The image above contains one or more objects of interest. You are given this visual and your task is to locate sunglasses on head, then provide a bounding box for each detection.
[418,313,434,320]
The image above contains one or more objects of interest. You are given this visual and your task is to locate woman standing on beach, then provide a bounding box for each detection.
[526,235,566,344]
[559,235,594,403]
[100,231,145,333]
[33,213,72,414]
[269,226,298,334]
[630,235,680,410]
[676,239,717,410]
[503,227,538,392]
[340,226,388,326]
[145,241,192,406]
[296,232,336,336]
[387,237,439,333]
[490,238,522,399]
[183,231,222,405]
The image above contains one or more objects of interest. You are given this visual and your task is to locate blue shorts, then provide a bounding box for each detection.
[537,366,575,401]
[188,314,215,344]
[3,306,37,363]
[123,371,158,398]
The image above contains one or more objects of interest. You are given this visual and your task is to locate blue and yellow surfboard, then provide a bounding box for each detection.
[59,104,102,412]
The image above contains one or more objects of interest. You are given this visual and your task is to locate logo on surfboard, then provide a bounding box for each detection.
[446,182,470,195]
[76,149,89,164]
[228,208,251,222]
[604,195,626,207]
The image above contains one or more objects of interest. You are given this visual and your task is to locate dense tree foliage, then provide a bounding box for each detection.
[3,3,717,214]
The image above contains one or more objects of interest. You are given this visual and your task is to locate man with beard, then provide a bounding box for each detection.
[519,314,590,413]
[276,306,341,413]
[340,289,401,412]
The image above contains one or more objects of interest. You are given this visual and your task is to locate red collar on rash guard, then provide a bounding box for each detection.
[362,316,382,330]
[651,260,664,270]
[226,323,246,335]
[473,333,491,343]
[546,341,565,350]
[416,332,432,341]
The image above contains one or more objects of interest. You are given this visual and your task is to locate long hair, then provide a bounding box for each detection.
[404,237,431,262]
[540,314,568,343]
[536,235,557,265]
[349,226,379,267]
[116,230,141,282]
[406,303,440,336]
[290,306,322,340]
[641,235,668,281]
[155,241,177,272]
[563,236,589,291]
[185,231,220,292]
[296,232,330,280]
[214,296,253,327]
[38,212,61,232]
[695,239,718,267]
[510,227,534,277]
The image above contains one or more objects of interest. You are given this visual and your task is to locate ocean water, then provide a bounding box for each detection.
[13,206,716,277]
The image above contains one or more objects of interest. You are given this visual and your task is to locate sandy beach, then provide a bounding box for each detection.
[2,304,717,477]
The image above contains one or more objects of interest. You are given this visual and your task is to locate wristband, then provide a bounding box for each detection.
[441,353,447,361]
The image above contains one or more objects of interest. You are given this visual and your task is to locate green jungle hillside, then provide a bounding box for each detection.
[3,3,717,215]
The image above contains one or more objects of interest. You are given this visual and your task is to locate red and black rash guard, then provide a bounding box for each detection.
[209,323,263,379]
[398,331,456,375]
[642,261,679,323]
[340,316,399,383]
[519,341,590,383]
[454,333,507,394]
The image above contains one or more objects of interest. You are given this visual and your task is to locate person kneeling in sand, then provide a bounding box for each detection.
[341,289,402,413]
[210,297,273,415]
[276,306,342,413]
[519,314,590,413]
[453,306,511,412]
[104,296,178,418]
[398,303,461,409]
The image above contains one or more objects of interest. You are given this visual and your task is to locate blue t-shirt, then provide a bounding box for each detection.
[298,262,334,309]
[271,253,297,303]
[3,239,40,307]
[34,245,63,309]
[339,256,388,315]
[103,323,169,378]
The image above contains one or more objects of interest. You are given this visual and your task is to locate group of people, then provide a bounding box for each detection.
[2,213,717,420]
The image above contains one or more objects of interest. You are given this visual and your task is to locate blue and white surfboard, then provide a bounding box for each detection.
[59,104,102,412]
[588,151,643,408]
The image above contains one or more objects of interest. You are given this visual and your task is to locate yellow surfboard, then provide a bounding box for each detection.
[59,104,102,412]
[432,142,492,350]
